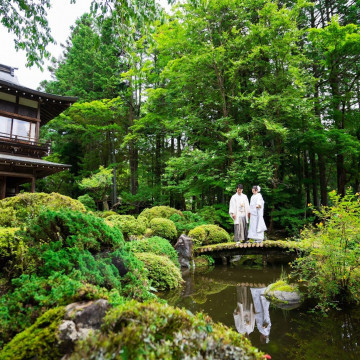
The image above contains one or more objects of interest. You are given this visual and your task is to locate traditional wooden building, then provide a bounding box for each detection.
[0,64,77,199]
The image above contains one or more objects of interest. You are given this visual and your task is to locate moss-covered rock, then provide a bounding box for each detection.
[138,206,183,224]
[188,224,231,247]
[149,218,177,242]
[0,192,86,227]
[69,300,264,360]
[0,306,66,360]
[264,280,301,309]
[128,236,179,267]
[134,252,183,291]
[106,215,146,240]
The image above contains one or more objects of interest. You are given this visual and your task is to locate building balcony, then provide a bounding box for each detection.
[0,132,50,158]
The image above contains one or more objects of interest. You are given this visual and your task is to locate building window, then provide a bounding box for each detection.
[0,116,12,136]
[0,116,36,142]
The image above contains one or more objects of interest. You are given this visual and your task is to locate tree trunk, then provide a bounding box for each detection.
[304,151,311,205]
[318,153,328,205]
[154,134,162,201]
[128,103,138,195]
[310,150,319,207]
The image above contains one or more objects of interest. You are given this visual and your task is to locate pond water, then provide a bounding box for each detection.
[160,256,360,360]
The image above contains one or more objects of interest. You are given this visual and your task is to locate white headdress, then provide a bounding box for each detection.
[257,186,261,192]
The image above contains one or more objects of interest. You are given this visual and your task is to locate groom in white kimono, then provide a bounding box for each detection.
[229,184,250,242]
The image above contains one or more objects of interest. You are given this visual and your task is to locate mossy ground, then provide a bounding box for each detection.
[0,307,66,360]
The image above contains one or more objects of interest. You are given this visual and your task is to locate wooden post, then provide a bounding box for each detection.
[31,177,36,193]
[0,177,6,200]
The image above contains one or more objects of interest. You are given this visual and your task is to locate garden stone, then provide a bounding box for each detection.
[58,299,110,355]
[175,234,193,268]
[264,281,301,310]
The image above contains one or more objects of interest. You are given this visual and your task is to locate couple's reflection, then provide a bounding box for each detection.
[233,286,271,343]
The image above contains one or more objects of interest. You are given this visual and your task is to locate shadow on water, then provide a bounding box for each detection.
[160,255,360,360]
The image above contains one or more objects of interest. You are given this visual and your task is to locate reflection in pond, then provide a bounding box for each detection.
[233,287,271,343]
[251,288,271,343]
[234,287,255,336]
[160,259,360,360]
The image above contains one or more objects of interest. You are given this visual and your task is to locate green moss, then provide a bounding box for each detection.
[106,215,146,240]
[138,206,183,223]
[0,210,151,346]
[134,252,183,291]
[0,192,86,227]
[188,225,230,247]
[0,227,25,280]
[97,210,118,218]
[128,237,179,267]
[69,300,264,360]
[149,218,177,242]
[267,280,298,293]
[0,307,66,360]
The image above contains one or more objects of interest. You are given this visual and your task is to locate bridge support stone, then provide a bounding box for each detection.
[221,256,228,265]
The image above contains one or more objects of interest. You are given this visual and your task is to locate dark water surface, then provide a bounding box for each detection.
[160,258,360,360]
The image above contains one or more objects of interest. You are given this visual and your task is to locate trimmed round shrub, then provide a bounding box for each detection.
[170,211,207,236]
[69,300,264,359]
[149,218,177,241]
[138,206,183,223]
[134,252,183,291]
[77,194,96,211]
[106,215,146,240]
[128,236,179,267]
[0,192,86,227]
[97,210,118,218]
[188,224,230,247]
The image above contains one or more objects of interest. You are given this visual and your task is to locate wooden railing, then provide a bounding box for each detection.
[0,131,50,148]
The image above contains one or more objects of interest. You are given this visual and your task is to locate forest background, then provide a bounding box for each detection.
[24,0,360,235]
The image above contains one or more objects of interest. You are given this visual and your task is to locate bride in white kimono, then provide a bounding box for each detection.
[248,185,267,242]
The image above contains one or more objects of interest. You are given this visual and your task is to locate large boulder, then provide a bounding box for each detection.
[58,300,110,354]
[174,234,193,268]
[264,280,301,309]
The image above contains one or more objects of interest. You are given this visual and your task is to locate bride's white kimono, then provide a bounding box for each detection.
[248,193,267,241]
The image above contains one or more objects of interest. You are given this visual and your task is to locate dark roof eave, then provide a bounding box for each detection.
[0,79,78,103]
